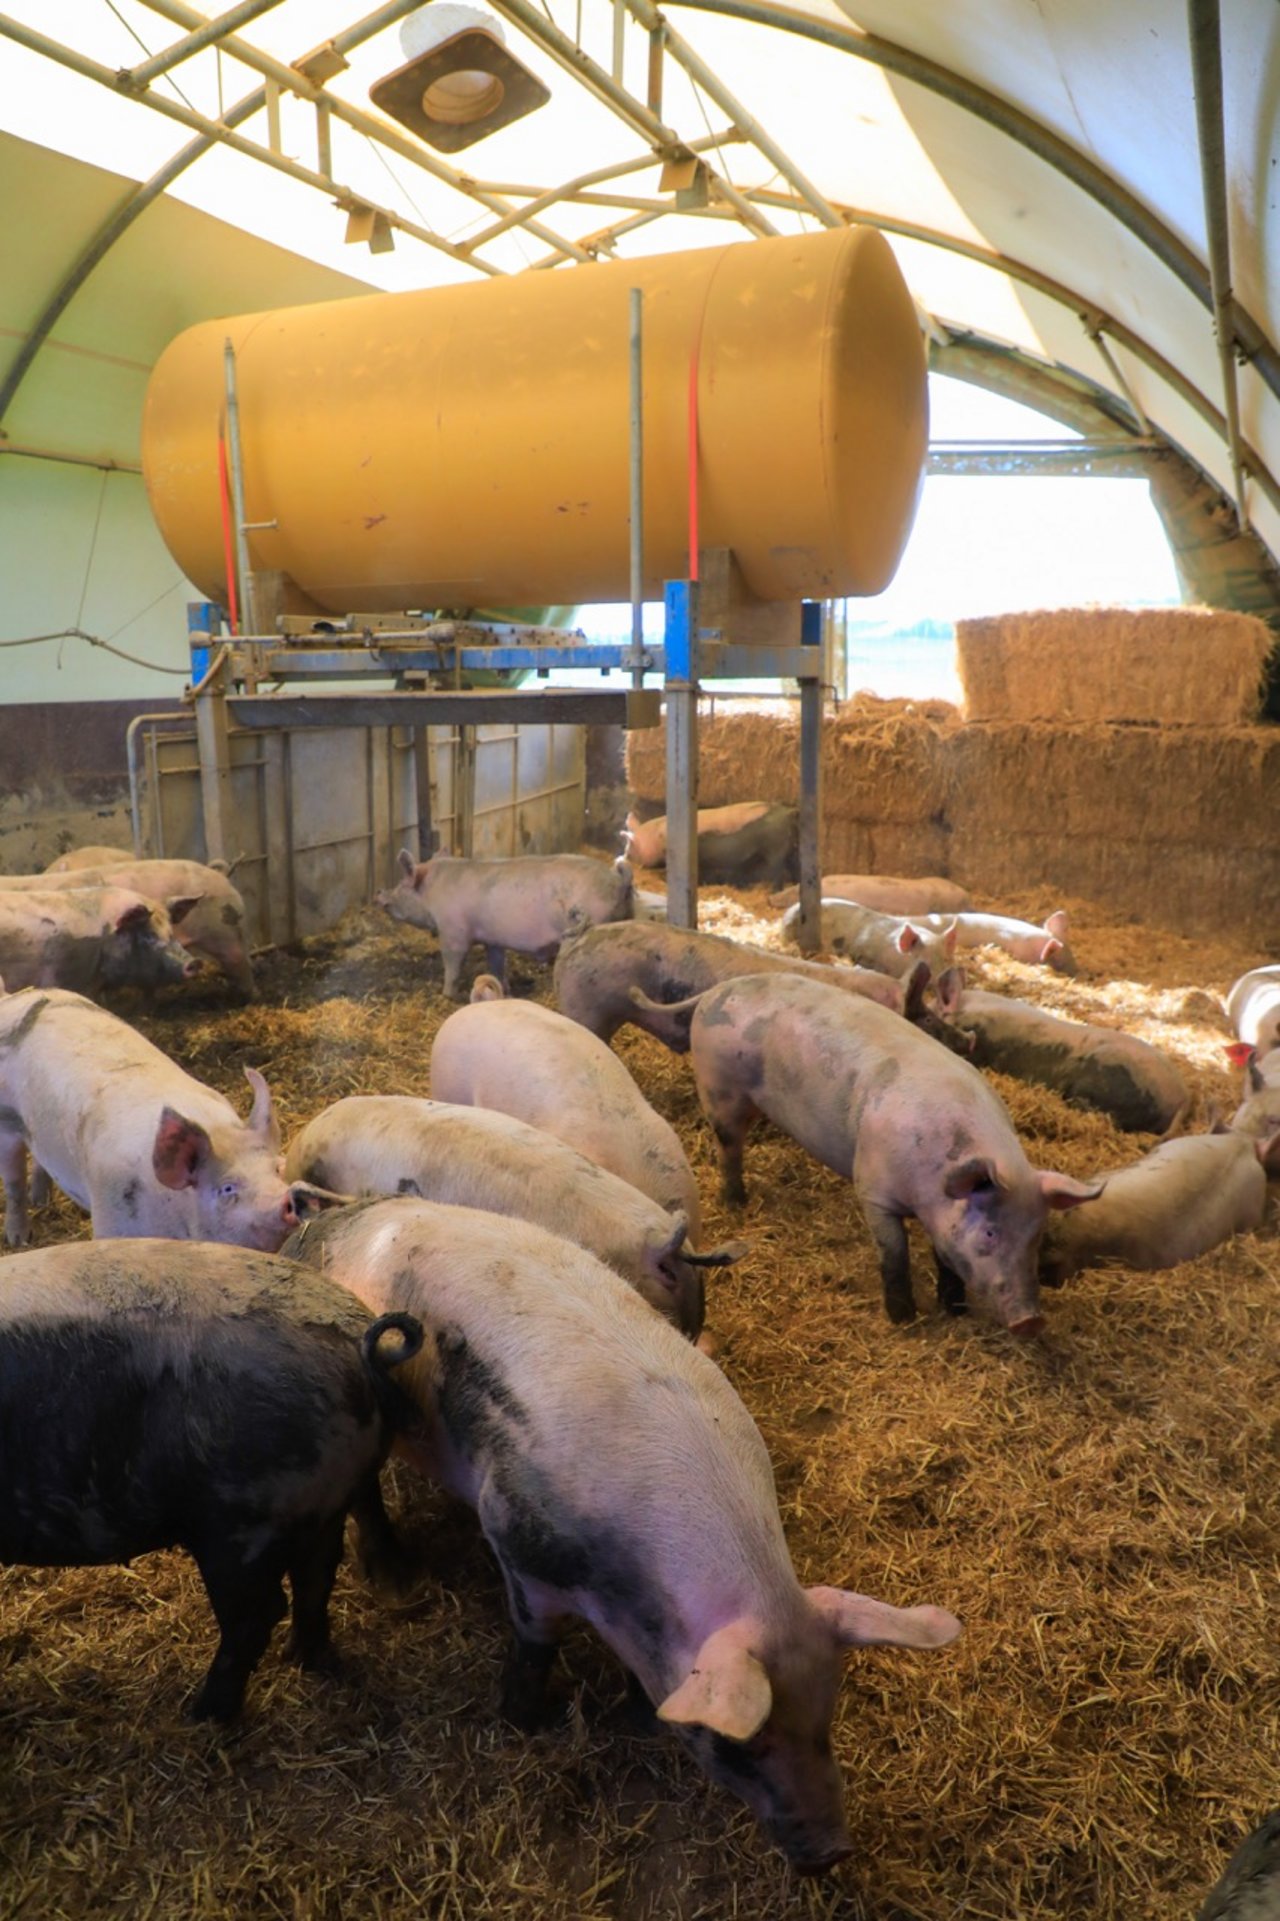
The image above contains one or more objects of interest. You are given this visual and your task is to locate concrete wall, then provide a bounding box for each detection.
[0,698,181,873]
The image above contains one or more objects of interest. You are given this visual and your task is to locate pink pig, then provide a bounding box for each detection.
[430,995,705,1238]
[781,898,958,981]
[10,855,255,997]
[918,910,1077,974]
[376,849,633,999]
[0,985,301,1250]
[769,874,973,916]
[284,1195,962,1873]
[0,885,199,996]
[553,921,904,1050]
[685,973,1100,1332]
[623,801,771,869]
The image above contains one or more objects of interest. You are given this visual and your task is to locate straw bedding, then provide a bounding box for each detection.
[2,886,1278,1920]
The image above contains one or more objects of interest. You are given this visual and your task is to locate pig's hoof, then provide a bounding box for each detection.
[883,1293,917,1326]
[289,1634,343,1678]
[357,1538,422,1597]
[935,1261,968,1315]
[500,1686,564,1734]
[188,1683,243,1726]
[720,1183,747,1209]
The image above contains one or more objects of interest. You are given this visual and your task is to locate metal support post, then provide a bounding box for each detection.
[192,634,236,867]
[664,578,699,929]
[222,338,255,632]
[414,727,436,858]
[456,725,477,856]
[796,599,823,955]
[628,286,646,691]
[187,600,220,690]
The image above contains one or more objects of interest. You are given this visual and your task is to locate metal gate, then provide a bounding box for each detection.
[128,715,585,950]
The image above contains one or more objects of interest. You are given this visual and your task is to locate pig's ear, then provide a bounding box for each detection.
[896,924,921,954]
[165,895,203,928]
[683,1238,748,1268]
[942,920,958,958]
[934,964,965,1017]
[1037,1170,1105,1210]
[1255,1131,1280,1176]
[806,1586,962,1650]
[943,1156,1002,1200]
[902,958,931,1020]
[656,1624,772,1741]
[397,847,416,879]
[1225,1041,1256,1068]
[1045,910,1070,939]
[153,1108,212,1189]
[1039,937,1064,964]
[113,901,154,935]
[243,1066,280,1145]
[647,1215,690,1286]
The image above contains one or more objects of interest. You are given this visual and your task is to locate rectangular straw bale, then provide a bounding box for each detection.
[955,605,1275,726]
[624,694,1280,940]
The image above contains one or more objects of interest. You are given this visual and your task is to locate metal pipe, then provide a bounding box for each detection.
[671,0,1280,403]
[1187,0,1249,528]
[123,0,285,87]
[1082,322,1152,435]
[483,0,777,235]
[461,129,741,250]
[0,444,143,473]
[629,286,645,691]
[531,208,665,265]
[126,710,191,856]
[134,0,596,265]
[740,183,1280,519]
[626,0,841,227]
[0,15,501,276]
[222,339,253,633]
[0,1,426,430]
[613,0,626,83]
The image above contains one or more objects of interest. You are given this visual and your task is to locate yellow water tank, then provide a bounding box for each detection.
[142,226,927,615]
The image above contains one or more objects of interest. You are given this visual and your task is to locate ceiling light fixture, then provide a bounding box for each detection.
[370,3,550,153]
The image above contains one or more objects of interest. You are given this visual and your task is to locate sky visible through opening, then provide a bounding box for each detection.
[572,374,1184,702]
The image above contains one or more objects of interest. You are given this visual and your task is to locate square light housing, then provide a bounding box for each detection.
[370,20,550,153]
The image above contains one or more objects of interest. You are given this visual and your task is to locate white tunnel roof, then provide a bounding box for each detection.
[2,0,1278,564]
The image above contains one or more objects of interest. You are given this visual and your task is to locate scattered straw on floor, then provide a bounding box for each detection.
[2,889,1278,1920]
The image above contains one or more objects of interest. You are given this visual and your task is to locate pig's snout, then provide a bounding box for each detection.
[791,1846,854,1878]
[784,1834,854,1877]
[181,956,204,979]
[1008,1313,1045,1339]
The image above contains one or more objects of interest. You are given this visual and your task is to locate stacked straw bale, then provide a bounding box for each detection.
[955,605,1274,725]
[626,694,1280,945]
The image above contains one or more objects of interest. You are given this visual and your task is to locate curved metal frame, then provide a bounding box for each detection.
[1,0,1277,534]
